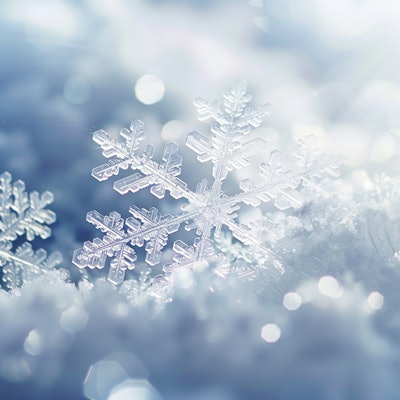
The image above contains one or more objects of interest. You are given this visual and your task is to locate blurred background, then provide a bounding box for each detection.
[1,0,400,263]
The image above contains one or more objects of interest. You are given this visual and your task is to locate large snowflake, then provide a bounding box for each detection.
[73,81,342,287]
[0,172,62,290]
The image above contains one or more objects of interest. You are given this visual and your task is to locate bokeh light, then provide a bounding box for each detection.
[59,306,89,334]
[161,120,186,142]
[108,379,163,400]
[283,292,302,311]
[261,323,281,343]
[364,291,385,314]
[135,74,165,105]
[317,276,343,298]
[23,330,43,357]
[84,353,149,400]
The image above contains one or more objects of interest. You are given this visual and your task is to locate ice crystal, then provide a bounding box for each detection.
[362,174,400,266]
[0,172,62,290]
[73,81,343,289]
[120,269,156,305]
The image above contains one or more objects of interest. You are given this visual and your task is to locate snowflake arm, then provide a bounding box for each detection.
[186,130,266,172]
[189,81,269,181]
[1,243,62,290]
[194,80,269,128]
[73,208,198,285]
[91,120,147,181]
[73,210,137,285]
[91,121,200,203]
[235,139,344,210]
[162,238,229,279]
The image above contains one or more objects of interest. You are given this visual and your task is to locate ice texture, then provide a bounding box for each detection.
[73,82,343,291]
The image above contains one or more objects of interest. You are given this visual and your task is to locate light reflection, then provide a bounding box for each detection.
[261,323,281,343]
[364,291,384,314]
[24,329,43,357]
[161,120,186,141]
[283,292,302,311]
[135,74,165,105]
[84,353,149,400]
[317,275,343,298]
[109,379,163,400]
[59,306,89,334]
[171,269,194,289]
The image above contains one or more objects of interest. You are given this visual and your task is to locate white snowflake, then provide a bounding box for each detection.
[0,172,62,290]
[73,81,342,289]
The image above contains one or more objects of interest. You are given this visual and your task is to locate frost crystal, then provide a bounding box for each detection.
[73,81,342,289]
[0,172,62,290]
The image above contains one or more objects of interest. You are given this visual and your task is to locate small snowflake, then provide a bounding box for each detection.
[0,172,62,290]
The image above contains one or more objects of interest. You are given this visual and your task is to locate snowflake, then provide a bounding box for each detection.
[73,81,342,290]
[0,172,62,290]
